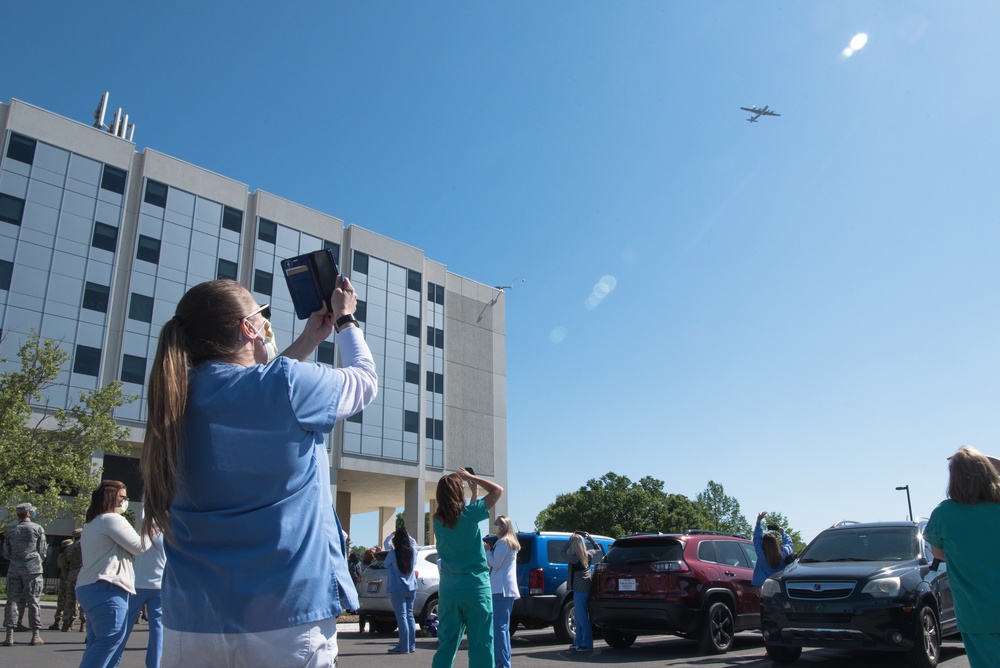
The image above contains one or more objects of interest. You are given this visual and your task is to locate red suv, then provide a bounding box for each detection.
[590,531,760,654]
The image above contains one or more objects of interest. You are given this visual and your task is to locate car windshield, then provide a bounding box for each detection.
[799,526,917,562]
[604,537,683,566]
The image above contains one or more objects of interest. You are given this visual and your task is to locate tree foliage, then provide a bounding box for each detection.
[696,480,753,536]
[0,332,135,524]
[757,510,807,554]
[535,472,708,537]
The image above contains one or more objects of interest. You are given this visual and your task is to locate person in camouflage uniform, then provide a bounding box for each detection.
[49,539,73,630]
[60,528,85,632]
[3,503,46,646]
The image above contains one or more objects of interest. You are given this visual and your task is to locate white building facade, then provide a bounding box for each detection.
[0,98,508,544]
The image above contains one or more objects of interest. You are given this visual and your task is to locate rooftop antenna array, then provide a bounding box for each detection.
[92,91,135,142]
[494,276,525,293]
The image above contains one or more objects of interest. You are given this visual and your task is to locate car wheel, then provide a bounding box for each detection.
[906,604,941,668]
[765,645,802,663]
[372,619,398,634]
[417,595,439,627]
[554,599,575,644]
[602,628,637,649]
[698,601,735,654]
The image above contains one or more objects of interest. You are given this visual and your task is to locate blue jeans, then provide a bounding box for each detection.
[390,589,416,652]
[76,582,130,668]
[109,587,162,668]
[573,591,593,650]
[492,594,515,668]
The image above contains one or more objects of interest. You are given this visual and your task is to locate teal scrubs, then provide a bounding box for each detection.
[432,499,494,668]
[926,499,1000,667]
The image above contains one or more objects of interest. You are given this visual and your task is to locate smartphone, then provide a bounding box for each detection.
[464,467,475,475]
[767,524,781,532]
[281,249,339,319]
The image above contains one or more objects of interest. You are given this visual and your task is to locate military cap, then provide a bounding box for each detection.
[61,539,73,547]
[15,502,35,514]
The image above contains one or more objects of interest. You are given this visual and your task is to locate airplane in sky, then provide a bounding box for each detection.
[741,105,780,123]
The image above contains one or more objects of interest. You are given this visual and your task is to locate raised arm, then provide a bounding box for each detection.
[457,468,503,510]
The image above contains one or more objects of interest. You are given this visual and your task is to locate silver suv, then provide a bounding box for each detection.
[358,545,440,633]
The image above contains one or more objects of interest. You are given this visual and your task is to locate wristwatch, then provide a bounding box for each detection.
[335,314,359,333]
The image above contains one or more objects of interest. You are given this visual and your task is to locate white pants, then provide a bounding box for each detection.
[161,618,338,668]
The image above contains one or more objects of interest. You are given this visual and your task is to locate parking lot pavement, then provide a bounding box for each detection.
[5,620,970,668]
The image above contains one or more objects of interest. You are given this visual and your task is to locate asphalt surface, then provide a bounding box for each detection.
[4,605,971,668]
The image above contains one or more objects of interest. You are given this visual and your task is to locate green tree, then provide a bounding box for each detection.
[395,510,431,544]
[0,332,135,524]
[695,480,752,536]
[535,472,708,537]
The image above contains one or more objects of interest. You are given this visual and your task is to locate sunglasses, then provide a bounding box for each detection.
[243,303,271,320]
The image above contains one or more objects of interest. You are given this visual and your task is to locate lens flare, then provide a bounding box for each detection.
[850,33,869,51]
[549,327,568,344]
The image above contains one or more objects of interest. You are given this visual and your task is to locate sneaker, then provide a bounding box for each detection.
[387,647,407,654]
[576,646,592,652]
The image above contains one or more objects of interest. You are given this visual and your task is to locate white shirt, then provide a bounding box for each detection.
[486,539,520,599]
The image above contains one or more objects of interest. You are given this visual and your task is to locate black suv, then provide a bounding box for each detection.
[590,531,761,654]
[760,520,957,667]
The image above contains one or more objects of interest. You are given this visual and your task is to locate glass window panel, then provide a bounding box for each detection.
[6,133,36,165]
[407,269,422,294]
[407,315,420,338]
[129,293,154,323]
[355,300,367,323]
[82,282,110,313]
[92,222,118,252]
[404,410,419,434]
[405,362,419,385]
[217,258,238,280]
[254,269,273,296]
[222,206,243,233]
[144,180,168,208]
[136,235,161,264]
[100,165,127,195]
[0,193,25,226]
[120,354,147,385]
[73,344,102,377]
[258,218,277,244]
[353,251,369,274]
[0,259,12,290]
[317,341,336,366]
[323,240,340,263]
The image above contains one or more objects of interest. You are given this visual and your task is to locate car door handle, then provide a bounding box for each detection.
[724,570,736,577]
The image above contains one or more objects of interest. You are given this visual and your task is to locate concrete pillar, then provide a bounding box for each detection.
[378,506,397,549]
[427,499,437,545]
[336,491,353,544]
[404,478,426,545]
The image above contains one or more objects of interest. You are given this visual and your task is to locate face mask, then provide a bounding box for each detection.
[116,499,129,514]
[247,319,279,363]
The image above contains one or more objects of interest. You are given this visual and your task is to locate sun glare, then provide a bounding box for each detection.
[843,32,868,58]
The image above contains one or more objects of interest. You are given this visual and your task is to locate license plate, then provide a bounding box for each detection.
[618,578,636,591]
[366,582,380,593]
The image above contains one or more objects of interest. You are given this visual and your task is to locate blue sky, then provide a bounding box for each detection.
[5,2,999,547]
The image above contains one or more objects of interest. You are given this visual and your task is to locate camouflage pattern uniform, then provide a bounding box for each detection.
[61,530,85,631]
[3,503,46,645]
[50,539,73,629]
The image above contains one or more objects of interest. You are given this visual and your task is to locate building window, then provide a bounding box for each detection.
[6,133,36,165]
[324,240,340,263]
[92,222,118,253]
[427,326,444,349]
[317,341,336,366]
[144,180,168,208]
[129,293,154,323]
[73,345,102,377]
[100,165,127,195]
[222,206,243,233]
[406,315,420,338]
[121,354,147,385]
[355,300,367,323]
[428,282,445,306]
[83,282,110,313]
[404,410,419,434]
[408,269,422,294]
[426,371,443,394]
[0,259,12,291]
[405,362,420,385]
[426,417,444,440]
[353,251,369,275]
[258,218,277,244]
[217,258,238,280]
[0,193,25,226]
[254,269,273,296]
[136,235,161,264]
[347,411,363,424]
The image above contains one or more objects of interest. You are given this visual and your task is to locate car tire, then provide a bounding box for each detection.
[554,599,575,644]
[417,595,439,627]
[765,645,802,663]
[372,619,398,634]
[906,604,941,668]
[602,628,637,649]
[698,601,735,654]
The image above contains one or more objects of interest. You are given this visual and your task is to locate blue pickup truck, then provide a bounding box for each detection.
[486,531,615,642]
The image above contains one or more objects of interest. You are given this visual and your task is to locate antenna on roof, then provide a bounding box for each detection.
[494,276,525,293]
[93,91,109,130]
[91,91,136,141]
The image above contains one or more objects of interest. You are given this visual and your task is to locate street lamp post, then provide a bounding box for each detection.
[895,485,913,522]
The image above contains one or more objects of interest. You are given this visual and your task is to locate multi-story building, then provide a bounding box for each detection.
[0,97,508,545]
